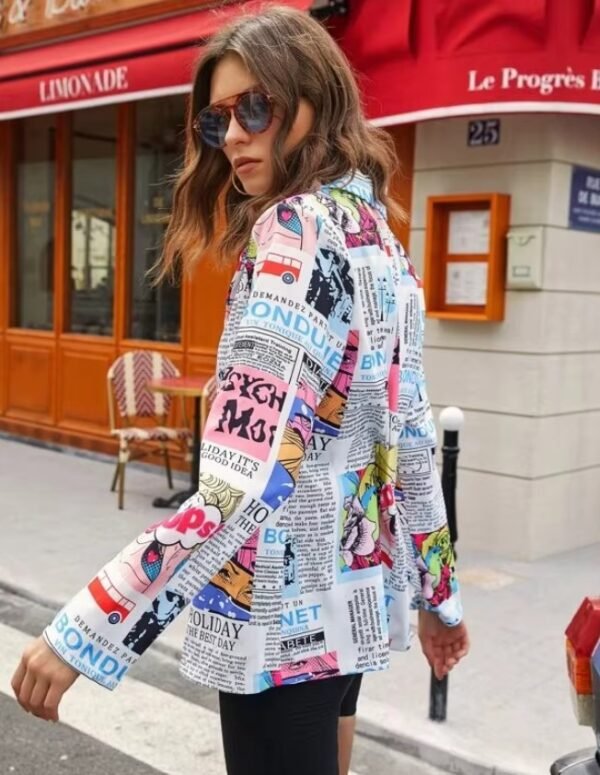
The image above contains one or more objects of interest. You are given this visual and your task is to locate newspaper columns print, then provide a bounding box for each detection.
[43,173,462,695]
[43,195,354,690]
[396,280,460,624]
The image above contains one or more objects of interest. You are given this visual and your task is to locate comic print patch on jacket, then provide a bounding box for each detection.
[44,172,462,694]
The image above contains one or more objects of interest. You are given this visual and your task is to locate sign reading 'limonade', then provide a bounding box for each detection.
[39,64,129,103]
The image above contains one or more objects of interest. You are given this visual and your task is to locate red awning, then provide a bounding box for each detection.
[0,0,312,120]
[330,0,600,125]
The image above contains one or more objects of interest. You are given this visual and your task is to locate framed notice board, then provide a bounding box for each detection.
[423,193,510,322]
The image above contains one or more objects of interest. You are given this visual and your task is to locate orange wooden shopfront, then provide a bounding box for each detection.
[0,0,415,460]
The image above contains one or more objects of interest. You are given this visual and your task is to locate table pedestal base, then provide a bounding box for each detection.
[152,488,195,509]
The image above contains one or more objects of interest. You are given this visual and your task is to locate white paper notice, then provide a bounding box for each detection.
[447,210,490,254]
[445,262,488,305]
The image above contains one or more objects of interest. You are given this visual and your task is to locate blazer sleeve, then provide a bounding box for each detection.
[43,197,354,689]
[396,284,463,627]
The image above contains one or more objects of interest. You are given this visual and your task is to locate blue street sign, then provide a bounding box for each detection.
[569,166,600,233]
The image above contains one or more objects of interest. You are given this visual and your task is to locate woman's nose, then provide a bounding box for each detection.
[224,111,250,147]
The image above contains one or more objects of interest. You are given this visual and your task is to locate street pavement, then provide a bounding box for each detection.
[0,692,163,775]
[0,587,449,775]
[0,435,598,775]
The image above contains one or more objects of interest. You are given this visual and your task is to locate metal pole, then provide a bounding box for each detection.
[429,406,464,723]
[441,430,460,552]
[429,673,448,722]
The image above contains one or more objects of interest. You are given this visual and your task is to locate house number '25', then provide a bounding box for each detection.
[468,119,500,146]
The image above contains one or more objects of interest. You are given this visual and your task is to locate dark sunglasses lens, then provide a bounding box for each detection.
[236,91,272,134]
[197,110,228,148]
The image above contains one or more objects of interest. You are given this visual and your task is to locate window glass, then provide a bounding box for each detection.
[15,115,56,330]
[70,106,117,335]
[130,96,185,342]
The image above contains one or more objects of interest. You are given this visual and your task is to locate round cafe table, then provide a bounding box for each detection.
[147,375,211,509]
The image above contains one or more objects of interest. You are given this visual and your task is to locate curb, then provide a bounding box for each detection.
[355,714,530,775]
[0,579,528,775]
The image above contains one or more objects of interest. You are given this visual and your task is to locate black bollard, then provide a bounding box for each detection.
[441,427,460,555]
[429,407,464,723]
[429,673,449,722]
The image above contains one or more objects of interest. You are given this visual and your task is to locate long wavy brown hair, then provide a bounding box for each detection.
[157,5,403,282]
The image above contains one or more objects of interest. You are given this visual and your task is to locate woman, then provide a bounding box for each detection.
[12,7,469,775]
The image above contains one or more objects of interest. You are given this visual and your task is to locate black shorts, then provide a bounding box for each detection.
[219,674,363,775]
[339,673,362,717]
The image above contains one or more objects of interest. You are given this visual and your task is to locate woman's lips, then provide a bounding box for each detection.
[236,160,260,175]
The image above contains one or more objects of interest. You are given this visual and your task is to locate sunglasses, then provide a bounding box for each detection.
[193,89,274,149]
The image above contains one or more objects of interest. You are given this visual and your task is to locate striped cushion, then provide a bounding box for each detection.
[108,351,179,419]
[111,426,192,443]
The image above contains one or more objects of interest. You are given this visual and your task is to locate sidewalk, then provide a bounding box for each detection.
[1,435,596,775]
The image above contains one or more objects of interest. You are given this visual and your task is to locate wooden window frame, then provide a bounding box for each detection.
[5,117,60,337]
[61,105,123,343]
[1,122,15,331]
[119,99,186,351]
[423,193,511,322]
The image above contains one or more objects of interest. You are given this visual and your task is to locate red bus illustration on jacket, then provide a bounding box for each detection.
[256,253,302,285]
[88,569,135,624]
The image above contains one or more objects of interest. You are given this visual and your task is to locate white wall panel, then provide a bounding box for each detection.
[538,353,600,415]
[425,349,540,415]
[530,467,600,558]
[411,162,555,229]
[423,292,600,354]
[543,227,600,292]
[411,114,600,559]
[456,469,534,560]
[415,115,556,170]
[424,292,543,352]
[531,411,600,478]
[439,409,536,478]
[551,115,600,167]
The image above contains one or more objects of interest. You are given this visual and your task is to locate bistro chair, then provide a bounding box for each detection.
[107,350,192,510]
[200,375,217,439]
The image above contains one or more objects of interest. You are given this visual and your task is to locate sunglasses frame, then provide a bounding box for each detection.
[193,88,275,149]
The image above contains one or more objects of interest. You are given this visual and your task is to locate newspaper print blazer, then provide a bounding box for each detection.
[45,172,463,694]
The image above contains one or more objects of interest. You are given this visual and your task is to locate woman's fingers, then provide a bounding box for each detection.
[432,641,468,676]
[420,616,470,677]
[433,658,449,680]
[420,643,434,668]
[29,677,51,719]
[29,675,49,708]
[10,659,26,698]
[12,636,79,722]
[16,668,36,712]
[43,681,66,722]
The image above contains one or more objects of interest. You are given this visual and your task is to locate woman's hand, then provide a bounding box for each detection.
[418,610,470,679]
[11,636,79,722]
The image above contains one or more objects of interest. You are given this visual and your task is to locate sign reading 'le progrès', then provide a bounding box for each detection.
[468,66,600,96]
[39,65,129,104]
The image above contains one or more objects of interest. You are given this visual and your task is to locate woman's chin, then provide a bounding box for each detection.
[237,173,270,197]
[244,184,267,197]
